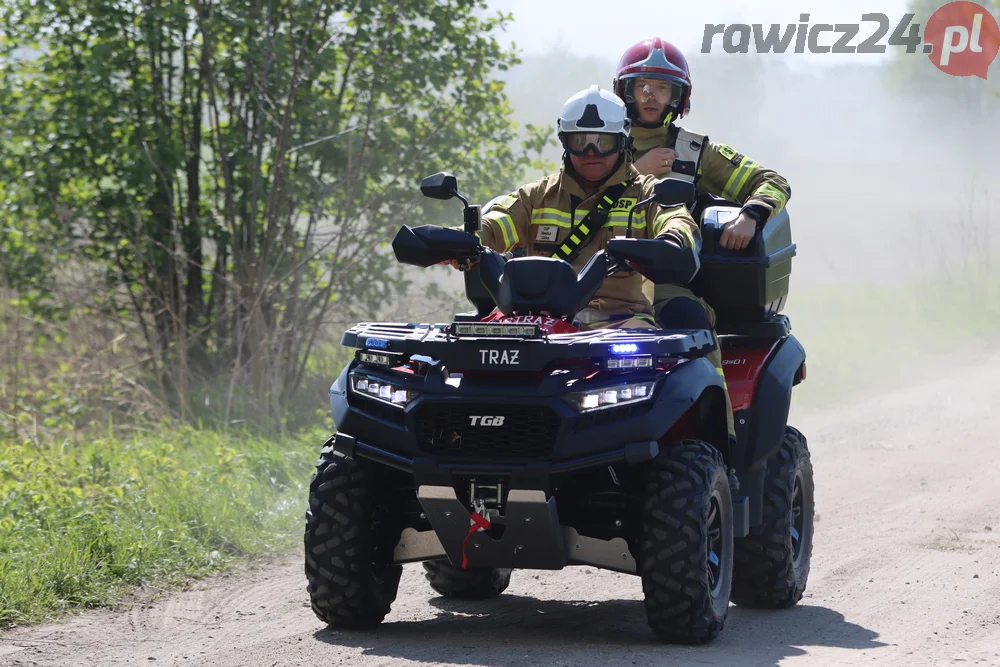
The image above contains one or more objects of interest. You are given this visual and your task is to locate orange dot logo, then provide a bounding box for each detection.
[924,1,1000,79]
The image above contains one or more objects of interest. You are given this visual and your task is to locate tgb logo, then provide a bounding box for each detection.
[469,415,505,426]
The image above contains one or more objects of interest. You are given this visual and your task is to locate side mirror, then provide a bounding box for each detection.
[420,172,459,200]
[651,177,696,208]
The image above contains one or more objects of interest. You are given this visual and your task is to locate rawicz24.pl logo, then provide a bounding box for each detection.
[702,1,1000,79]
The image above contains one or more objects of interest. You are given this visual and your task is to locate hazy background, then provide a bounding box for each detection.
[454,0,1000,289]
[412,0,1000,402]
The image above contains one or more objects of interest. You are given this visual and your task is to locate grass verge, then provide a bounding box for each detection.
[0,424,325,628]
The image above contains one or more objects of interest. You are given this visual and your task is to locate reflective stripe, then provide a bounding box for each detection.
[756,183,788,212]
[531,208,643,228]
[651,210,686,237]
[531,208,572,227]
[608,210,646,228]
[722,158,758,201]
[486,211,518,250]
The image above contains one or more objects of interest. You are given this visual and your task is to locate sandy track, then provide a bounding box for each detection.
[3,355,1000,667]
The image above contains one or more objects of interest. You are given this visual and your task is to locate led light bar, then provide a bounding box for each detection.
[449,323,541,338]
[350,374,420,409]
[610,343,639,354]
[358,351,396,366]
[565,380,657,413]
[606,355,653,370]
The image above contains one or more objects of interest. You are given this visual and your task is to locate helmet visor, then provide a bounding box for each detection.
[623,76,686,106]
[561,132,624,157]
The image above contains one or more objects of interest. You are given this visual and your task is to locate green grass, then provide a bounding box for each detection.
[0,424,324,628]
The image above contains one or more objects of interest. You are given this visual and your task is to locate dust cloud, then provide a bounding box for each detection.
[396,44,1000,400]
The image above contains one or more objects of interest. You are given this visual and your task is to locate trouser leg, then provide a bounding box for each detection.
[651,284,735,439]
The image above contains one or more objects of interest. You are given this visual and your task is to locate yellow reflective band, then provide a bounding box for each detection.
[651,210,679,236]
[530,214,572,228]
[487,212,517,250]
[533,207,572,220]
[608,219,646,229]
[570,233,581,243]
[578,224,590,234]
[722,159,759,201]
[560,243,572,255]
[757,183,788,211]
[732,160,758,198]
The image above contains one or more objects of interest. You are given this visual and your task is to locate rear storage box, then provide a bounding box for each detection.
[690,205,796,330]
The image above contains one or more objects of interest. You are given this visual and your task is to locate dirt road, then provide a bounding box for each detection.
[3,354,1000,667]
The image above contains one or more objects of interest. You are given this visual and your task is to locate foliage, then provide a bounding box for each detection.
[0,0,544,432]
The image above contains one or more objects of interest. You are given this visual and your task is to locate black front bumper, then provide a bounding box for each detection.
[333,432,644,572]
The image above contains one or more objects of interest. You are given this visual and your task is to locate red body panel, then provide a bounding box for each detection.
[721,340,781,412]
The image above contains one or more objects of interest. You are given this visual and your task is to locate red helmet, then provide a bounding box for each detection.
[613,38,691,127]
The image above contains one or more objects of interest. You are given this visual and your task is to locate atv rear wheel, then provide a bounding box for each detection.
[731,425,815,609]
[637,440,733,644]
[422,561,512,599]
[304,450,402,628]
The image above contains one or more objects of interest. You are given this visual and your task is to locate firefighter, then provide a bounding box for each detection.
[451,84,701,331]
[612,37,791,253]
[447,85,735,438]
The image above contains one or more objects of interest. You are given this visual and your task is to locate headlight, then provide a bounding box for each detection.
[350,374,420,408]
[564,380,657,412]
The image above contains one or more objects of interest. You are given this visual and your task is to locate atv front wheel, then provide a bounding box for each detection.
[637,440,733,644]
[731,425,815,609]
[304,451,402,628]
[423,561,512,599]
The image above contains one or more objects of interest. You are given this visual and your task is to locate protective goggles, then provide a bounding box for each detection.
[623,77,685,105]
[560,132,624,157]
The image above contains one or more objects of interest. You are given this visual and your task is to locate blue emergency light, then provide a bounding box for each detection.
[611,343,639,354]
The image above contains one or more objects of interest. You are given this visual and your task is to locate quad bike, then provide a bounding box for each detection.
[304,172,814,645]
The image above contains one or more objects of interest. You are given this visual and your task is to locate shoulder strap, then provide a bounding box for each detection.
[671,127,708,181]
[551,179,633,263]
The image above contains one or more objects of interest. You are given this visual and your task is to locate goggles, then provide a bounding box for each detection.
[623,77,685,105]
[561,132,625,157]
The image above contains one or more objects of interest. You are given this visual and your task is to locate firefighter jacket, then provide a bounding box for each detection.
[475,159,700,317]
[630,124,791,222]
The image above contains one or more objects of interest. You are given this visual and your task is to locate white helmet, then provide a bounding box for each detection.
[557,85,630,157]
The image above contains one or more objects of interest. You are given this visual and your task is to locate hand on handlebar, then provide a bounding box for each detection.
[438,249,513,271]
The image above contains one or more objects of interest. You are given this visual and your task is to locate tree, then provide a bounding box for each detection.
[0,0,545,431]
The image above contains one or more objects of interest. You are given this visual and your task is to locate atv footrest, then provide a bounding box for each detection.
[417,485,568,570]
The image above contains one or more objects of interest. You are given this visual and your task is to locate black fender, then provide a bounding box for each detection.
[329,361,354,430]
[653,356,730,455]
[733,333,806,526]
